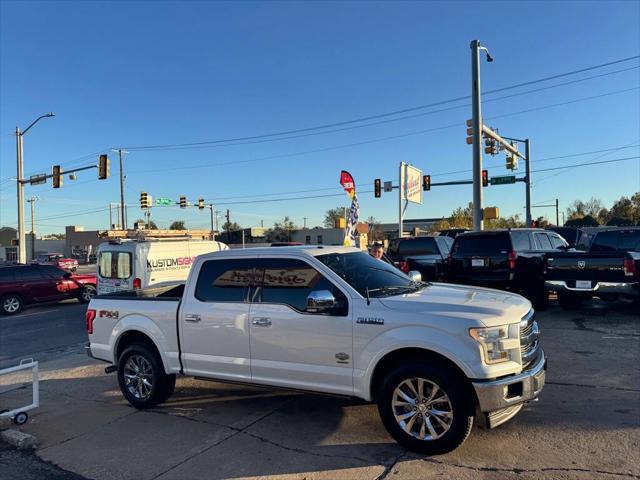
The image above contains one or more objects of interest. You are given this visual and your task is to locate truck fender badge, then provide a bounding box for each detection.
[356,317,384,325]
[577,261,586,269]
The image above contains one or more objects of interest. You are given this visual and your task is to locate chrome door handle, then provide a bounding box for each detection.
[252,317,272,327]
[184,314,201,323]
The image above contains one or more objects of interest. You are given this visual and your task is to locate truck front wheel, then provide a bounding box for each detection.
[117,343,176,409]
[377,363,474,455]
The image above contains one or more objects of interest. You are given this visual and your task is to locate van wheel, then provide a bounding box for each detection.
[1,294,23,315]
[117,343,176,409]
[558,292,584,309]
[377,363,474,455]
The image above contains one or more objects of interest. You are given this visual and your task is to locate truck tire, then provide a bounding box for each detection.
[117,343,176,409]
[558,292,584,310]
[1,294,23,315]
[376,363,474,455]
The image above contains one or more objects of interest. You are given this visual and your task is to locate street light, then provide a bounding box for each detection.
[16,112,55,263]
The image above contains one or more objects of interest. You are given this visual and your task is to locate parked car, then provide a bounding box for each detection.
[438,228,469,239]
[0,264,97,315]
[545,227,589,250]
[446,228,569,309]
[386,236,453,281]
[545,227,640,308]
[34,253,78,272]
[87,246,545,455]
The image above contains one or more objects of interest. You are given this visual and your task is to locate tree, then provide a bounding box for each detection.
[222,221,242,232]
[169,221,186,230]
[266,216,297,242]
[566,197,605,223]
[532,216,550,228]
[565,214,599,227]
[608,196,636,223]
[324,207,346,228]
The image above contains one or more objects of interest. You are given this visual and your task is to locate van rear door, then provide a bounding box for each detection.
[97,249,134,294]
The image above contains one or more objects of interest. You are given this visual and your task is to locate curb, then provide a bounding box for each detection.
[1,429,38,449]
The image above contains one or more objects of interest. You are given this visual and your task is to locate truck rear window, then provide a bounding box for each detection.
[99,252,132,279]
[590,230,640,252]
[452,234,511,256]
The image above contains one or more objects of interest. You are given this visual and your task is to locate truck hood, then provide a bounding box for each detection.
[378,282,531,327]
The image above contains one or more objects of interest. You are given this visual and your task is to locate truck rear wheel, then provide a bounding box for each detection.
[117,343,176,409]
[376,363,474,455]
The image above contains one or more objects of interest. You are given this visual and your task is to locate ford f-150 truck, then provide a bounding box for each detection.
[86,246,546,454]
[545,228,640,308]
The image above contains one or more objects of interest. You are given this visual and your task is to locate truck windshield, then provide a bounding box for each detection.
[316,251,420,298]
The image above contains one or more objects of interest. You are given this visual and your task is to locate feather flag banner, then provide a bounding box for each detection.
[339,170,360,246]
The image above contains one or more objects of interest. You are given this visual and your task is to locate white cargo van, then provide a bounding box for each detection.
[96,239,228,294]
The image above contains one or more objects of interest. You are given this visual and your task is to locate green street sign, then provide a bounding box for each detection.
[490,175,516,186]
[155,197,173,206]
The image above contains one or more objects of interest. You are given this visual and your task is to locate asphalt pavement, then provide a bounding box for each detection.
[0,302,88,369]
[0,298,638,480]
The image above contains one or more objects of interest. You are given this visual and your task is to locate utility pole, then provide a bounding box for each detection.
[303,217,307,229]
[208,204,216,239]
[114,149,129,230]
[27,197,37,261]
[555,199,560,226]
[525,139,532,226]
[471,40,484,231]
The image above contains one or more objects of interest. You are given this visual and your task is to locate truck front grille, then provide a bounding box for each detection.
[520,309,540,370]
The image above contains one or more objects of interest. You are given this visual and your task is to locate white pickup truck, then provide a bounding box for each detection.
[86,246,546,454]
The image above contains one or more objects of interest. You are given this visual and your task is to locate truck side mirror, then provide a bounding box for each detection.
[408,270,422,282]
[306,290,336,313]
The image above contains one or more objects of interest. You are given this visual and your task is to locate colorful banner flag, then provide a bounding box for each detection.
[339,171,359,246]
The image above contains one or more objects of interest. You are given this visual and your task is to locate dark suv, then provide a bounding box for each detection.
[446,228,569,308]
[0,264,97,315]
[386,236,453,281]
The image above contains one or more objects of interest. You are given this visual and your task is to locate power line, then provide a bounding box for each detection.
[123,55,639,151]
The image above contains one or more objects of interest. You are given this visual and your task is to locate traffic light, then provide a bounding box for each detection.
[179,196,187,208]
[374,179,381,198]
[465,119,473,145]
[484,138,498,155]
[97,154,110,180]
[140,192,149,209]
[422,175,431,191]
[198,198,205,210]
[482,169,489,187]
[52,165,62,188]
[506,153,518,170]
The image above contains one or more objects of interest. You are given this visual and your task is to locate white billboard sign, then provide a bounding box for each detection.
[401,163,422,205]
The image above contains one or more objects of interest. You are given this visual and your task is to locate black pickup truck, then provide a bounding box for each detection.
[386,235,453,281]
[446,228,569,309]
[544,228,640,308]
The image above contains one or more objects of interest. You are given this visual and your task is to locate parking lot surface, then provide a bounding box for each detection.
[1,299,638,480]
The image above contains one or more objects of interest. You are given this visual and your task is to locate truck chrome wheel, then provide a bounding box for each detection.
[392,377,453,441]
[123,355,153,400]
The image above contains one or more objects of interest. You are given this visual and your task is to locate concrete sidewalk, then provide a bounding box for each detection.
[1,304,639,480]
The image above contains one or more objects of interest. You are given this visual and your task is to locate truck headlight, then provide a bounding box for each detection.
[469,326,510,364]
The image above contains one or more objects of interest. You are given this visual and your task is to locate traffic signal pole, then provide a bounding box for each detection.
[471,40,484,231]
[525,139,532,226]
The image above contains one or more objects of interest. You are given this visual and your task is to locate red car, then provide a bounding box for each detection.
[0,264,97,315]
[34,253,78,272]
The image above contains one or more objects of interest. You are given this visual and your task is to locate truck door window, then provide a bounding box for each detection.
[195,259,251,302]
[99,252,132,279]
[254,258,347,315]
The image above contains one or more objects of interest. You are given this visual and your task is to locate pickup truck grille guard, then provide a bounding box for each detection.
[520,309,540,370]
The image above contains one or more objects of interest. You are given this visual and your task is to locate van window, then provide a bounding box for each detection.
[99,251,132,279]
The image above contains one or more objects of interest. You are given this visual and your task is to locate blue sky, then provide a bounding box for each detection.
[1,0,639,234]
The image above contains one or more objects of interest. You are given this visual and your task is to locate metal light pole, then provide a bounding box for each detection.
[16,113,55,264]
[470,40,492,231]
[27,197,37,261]
[525,139,532,226]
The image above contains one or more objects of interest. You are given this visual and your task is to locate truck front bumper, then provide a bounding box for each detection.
[545,280,639,297]
[472,350,546,428]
